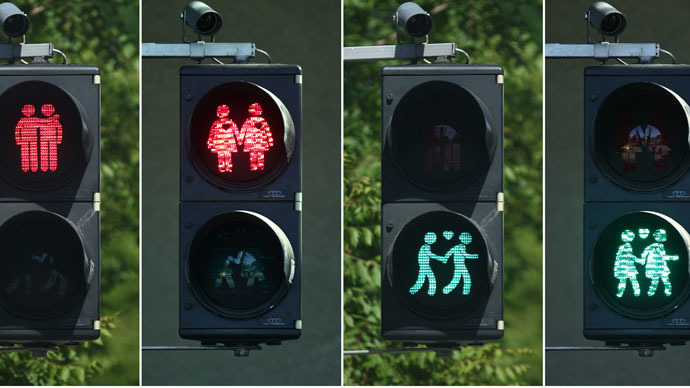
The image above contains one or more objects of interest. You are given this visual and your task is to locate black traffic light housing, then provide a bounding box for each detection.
[0,64,101,345]
[380,64,504,344]
[583,65,690,345]
[178,64,302,346]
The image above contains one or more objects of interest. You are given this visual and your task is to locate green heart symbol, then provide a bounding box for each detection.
[443,231,454,240]
[639,228,650,239]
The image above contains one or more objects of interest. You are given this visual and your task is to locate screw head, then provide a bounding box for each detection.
[589,94,597,101]
[185,176,193,183]
[386,222,394,232]
[588,303,597,311]
[234,349,250,357]
[184,221,193,229]
[185,94,193,101]
[184,303,193,310]
[386,93,394,105]
[590,176,598,183]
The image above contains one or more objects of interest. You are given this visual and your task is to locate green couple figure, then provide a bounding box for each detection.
[409,231,479,296]
[614,228,678,298]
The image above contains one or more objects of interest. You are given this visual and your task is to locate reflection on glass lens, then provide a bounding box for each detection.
[391,81,492,190]
[190,212,289,314]
[595,83,690,190]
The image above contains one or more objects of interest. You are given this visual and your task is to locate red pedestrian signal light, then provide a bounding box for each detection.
[0,80,91,192]
[16,103,63,173]
[206,102,275,173]
[189,81,294,191]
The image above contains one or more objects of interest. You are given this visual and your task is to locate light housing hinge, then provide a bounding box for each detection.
[295,192,302,212]
[93,192,101,212]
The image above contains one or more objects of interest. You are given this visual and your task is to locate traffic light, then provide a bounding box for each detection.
[380,64,504,344]
[0,64,101,346]
[178,64,302,346]
[583,65,690,345]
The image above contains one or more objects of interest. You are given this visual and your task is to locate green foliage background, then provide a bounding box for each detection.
[344,0,542,385]
[0,0,139,385]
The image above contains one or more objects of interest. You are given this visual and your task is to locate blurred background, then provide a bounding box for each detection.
[343,0,542,385]
[545,0,690,385]
[141,0,341,385]
[0,0,139,385]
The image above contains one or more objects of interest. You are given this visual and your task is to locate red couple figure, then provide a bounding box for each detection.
[207,102,274,173]
[15,104,62,172]
[240,103,274,171]
[207,104,239,173]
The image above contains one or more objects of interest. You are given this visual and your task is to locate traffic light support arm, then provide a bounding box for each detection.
[545,43,659,63]
[141,42,256,63]
[142,344,262,357]
[344,346,460,358]
[0,43,54,61]
[545,344,665,357]
[343,43,458,62]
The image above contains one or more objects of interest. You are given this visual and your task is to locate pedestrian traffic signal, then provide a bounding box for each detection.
[186,80,293,191]
[584,65,690,345]
[389,211,495,318]
[380,64,504,345]
[0,65,101,346]
[179,65,302,347]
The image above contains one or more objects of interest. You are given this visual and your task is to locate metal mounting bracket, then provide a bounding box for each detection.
[142,42,255,63]
[343,43,457,62]
[0,43,54,62]
[545,43,659,64]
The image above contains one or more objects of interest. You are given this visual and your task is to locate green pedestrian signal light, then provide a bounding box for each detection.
[591,211,690,318]
[390,211,496,319]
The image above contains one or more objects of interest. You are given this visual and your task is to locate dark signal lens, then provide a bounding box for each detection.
[389,81,495,191]
[593,82,690,191]
[0,211,91,319]
[187,211,294,318]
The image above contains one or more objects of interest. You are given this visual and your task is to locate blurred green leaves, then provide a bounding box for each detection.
[0,0,139,385]
[344,0,542,385]
[0,315,119,385]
